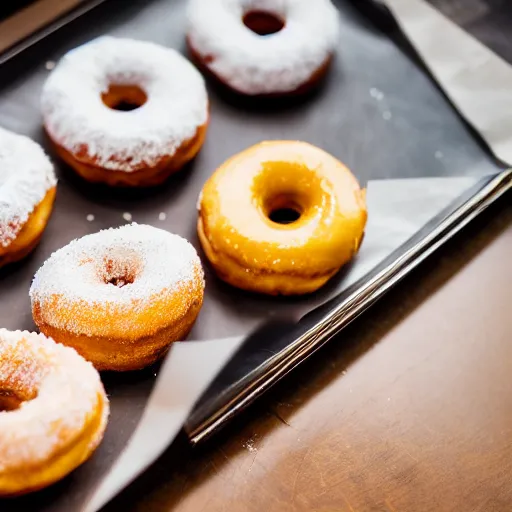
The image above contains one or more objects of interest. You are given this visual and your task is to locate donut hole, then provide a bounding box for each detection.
[243,10,285,35]
[0,389,33,411]
[101,84,147,112]
[101,248,142,288]
[269,207,301,224]
[265,194,303,225]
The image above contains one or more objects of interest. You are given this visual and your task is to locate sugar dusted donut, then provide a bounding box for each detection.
[0,329,108,496]
[198,141,367,295]
[30,224,204,371]
[187,0,340,96]
[42,37,209,187]
[0,127,56,267]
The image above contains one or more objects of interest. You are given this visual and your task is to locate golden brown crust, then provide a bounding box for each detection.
[32,265,205,371]
[0,186,56,268]
[46,120,208,187]
[198,216,337,295]
[33,291,203,371]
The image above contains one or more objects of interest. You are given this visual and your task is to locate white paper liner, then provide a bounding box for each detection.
[383,0,512,165]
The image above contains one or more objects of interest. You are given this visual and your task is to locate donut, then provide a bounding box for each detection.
[0,127,57,267]
[197,141,367,295]
[41,37,209,187]
[187,0,340,96]
[0,329,108,496]
[30,223,205,371]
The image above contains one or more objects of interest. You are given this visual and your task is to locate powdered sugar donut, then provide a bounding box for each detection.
[30,223,204,371]
[0,329,108,496]
[42,37,209,187]
[0,127,56,267]
[187,0,340,96]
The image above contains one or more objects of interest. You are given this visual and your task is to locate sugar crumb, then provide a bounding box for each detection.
[86,214,95,222]
[158,212,166,221]
[45,60,56,70]
[370,87,384,101]
[122,212,132,222]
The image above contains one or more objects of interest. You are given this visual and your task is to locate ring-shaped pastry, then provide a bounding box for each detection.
[42,37,209,187]
[0,329,108,496]
[187,0,340,96]
[30,224,205,370]
[0,127,56,267]
[198,141,367,295]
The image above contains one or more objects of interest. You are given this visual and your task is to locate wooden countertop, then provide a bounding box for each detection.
[102,202,512,511]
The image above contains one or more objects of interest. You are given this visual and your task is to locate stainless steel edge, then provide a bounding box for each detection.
[189,170,512,443]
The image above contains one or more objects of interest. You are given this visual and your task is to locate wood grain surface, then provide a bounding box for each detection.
[100,202,512,512]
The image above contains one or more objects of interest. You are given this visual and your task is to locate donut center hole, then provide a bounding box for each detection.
[101,84,147,112]
[101,249,141,288]
[266,195,303,225]
[0,390,24,411]
[269,207,301,224]
[106,275,134,288]
[243,10,285,35]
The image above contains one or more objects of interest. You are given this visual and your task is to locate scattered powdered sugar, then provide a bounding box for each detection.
[158,212,167,221]
[122,212,132,222]
[0,127,57,247]
[187,0,340,95]
[0,329,108,472]
[29,223,203,334]
[243,436,258,453]
[369,87,384,101]
[41,37,208,172]
[86,213,95,222]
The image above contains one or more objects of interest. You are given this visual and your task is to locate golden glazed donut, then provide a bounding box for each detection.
[41,37,209,187]
[198,141,367,295]
[0,127,56,267]
[187,0,340,96]
[30,224,204,371]
[0,329,108,496]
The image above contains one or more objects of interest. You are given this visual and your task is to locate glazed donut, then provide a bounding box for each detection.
[0,329,108,496]
[187,0,340,96]
[0,127,56,267]
[30,223,204,371]
[41,37,209,187]
[197,141,367,295]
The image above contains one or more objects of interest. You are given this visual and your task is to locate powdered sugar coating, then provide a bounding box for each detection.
[0,127,56,248]
[0,329,108,473]
[41,36,208,172]
[187,0,340,95]
[29,223,204,335]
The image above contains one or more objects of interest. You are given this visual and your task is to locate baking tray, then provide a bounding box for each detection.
[0,0,506,510]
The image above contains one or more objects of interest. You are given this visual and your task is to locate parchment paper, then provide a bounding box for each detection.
[382,0,512,165]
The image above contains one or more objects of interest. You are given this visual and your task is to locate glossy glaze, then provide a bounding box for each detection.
[198,141,367,295]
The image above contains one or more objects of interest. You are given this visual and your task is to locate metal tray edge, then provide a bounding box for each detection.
[187,169,512,443]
